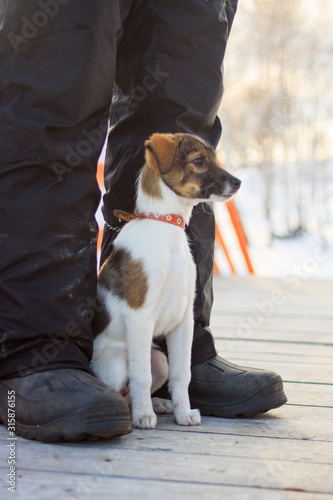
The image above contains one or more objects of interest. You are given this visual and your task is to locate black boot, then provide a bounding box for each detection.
[0,369,132,442]
[189,355,287,418]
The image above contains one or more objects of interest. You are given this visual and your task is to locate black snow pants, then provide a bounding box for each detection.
[0,0,238,379]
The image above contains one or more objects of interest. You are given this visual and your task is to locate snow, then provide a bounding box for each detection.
[216,166,333,279]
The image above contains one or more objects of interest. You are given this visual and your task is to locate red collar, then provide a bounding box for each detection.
[137,212,185,229]
[114,209,185,229]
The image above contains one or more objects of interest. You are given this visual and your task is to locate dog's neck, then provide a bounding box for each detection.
[136,172,195,226]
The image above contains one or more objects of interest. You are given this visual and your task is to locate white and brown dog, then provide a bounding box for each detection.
[91,133,241,429]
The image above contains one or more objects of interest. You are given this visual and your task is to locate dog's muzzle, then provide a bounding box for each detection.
[199,171,241,200]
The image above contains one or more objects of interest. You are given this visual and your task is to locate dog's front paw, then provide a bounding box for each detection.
[152,397,174,414]
[132,412,158,429]
[175,408,201,426]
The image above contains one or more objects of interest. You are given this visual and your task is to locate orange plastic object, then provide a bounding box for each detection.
[97,228,103,251]
[226,200,254,274]
[97,162,105,189]
[215,222,236,275]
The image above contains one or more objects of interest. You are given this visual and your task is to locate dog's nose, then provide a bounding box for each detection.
[231,177,241,189]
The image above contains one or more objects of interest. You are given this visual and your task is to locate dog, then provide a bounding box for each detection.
[91,132,241,429]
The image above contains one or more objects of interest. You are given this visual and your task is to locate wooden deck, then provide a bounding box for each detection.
[1,277,332,500]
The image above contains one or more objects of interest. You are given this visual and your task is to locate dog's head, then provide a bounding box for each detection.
[144,133,241,202]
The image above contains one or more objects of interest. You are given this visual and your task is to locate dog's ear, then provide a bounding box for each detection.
[145,133,179,175]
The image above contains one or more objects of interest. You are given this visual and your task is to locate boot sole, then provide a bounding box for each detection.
[1,401,132,442]
[191,375,288,418]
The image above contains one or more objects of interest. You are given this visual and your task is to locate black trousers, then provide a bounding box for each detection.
[0,0,237,379]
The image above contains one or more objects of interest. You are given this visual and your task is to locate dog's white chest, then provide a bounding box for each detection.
[152,240,196,337]
[115,220,195,335]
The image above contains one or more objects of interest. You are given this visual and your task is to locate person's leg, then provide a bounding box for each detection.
[101,0,287,417]
[0,0,133,440]
[100,0,228,358]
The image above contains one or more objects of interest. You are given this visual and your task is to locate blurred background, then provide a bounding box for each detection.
[215,0,333,278]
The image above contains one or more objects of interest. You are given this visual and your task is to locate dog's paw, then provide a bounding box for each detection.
[175,408,201,426]
[132,412,158,429]
[152,397,174,414]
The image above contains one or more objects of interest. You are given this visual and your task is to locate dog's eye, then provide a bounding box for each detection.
[193,158,203,167]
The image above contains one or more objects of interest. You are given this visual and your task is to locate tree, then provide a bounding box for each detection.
[219,0,333,244]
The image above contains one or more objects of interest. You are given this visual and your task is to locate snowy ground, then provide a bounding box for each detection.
[215,166,333,279]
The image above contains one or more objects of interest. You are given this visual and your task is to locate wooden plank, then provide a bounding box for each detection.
[212,303,333,319]
[155,406,333,441]
[1,426,332,466]
[220,350,333,365]
[212,277,333,294]
[284,382,333,407]
[212,330,333,343]
[212,293,333,317]
[214,339,333,358]
[212,280,333,323]
[109,427,333,463]
[1,469,332,500]
[0,436,332,495]
[2,443,333,494]
[211,315,333,334]
[1,406,330,448]
[213,280,333,300]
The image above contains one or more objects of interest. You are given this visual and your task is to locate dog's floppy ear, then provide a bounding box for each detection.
[145,133,179,175]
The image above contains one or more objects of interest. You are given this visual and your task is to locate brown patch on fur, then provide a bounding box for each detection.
[140,163,162,199]
[176,181,202,198]
[145,133,180,174]
[162,163,203,199]
[99,248,148,309]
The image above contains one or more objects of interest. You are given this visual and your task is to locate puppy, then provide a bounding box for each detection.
[91,133,241,429]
